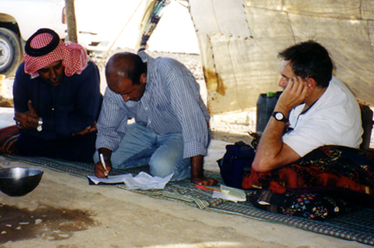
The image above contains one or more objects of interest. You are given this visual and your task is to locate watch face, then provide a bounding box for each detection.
[275,112,283,120]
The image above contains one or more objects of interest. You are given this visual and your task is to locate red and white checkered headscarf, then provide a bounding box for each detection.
[24,28,89,78]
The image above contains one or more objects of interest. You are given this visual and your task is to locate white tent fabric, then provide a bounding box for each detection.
[189,0,374,114]
[190,0,249,37]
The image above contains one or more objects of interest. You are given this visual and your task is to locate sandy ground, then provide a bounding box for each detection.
[0,50,371,247]
[0,157,370,248]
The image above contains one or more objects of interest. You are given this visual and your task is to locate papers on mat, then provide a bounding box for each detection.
[87,174,132,185]
[212,185,246,203]
[123,172,173,190]
[87,172,173,190]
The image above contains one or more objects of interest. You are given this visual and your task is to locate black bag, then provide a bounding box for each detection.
[217,141,255,189]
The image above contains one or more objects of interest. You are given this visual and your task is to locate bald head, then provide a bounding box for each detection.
[105,52,147,89]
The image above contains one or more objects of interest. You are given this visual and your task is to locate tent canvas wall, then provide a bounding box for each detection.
[188,0,374,115]
[79,0,374,118]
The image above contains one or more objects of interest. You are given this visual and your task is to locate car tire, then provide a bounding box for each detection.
[0,28,22,77]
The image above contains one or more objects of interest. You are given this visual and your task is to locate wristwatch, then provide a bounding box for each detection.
[272,112,288,123]
[36,117,43,132]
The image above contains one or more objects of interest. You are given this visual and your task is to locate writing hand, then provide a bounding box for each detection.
[94,159,112,178]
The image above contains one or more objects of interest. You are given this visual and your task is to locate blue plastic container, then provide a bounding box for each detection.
[256,92,281,134]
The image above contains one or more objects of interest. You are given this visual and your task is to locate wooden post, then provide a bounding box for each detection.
[65,0,78,43]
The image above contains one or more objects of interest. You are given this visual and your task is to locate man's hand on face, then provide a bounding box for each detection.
[14,100,40,130]
[277,76,309,112]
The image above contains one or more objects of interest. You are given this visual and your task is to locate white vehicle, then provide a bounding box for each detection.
[0,0,109,77]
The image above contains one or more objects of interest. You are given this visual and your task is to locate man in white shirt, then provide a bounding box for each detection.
[252,40,363,173]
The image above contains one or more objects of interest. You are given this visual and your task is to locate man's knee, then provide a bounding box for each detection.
[149,154,191,178]
[149,156,176,177]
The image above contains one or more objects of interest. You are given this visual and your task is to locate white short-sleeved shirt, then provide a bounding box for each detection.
[283,76,363,157]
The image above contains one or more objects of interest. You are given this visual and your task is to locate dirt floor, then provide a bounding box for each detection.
[0,154,370,248]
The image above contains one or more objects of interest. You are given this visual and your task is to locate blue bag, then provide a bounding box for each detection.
[217,141,255,189]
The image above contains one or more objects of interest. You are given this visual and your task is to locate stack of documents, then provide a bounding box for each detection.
[87,172,173,190]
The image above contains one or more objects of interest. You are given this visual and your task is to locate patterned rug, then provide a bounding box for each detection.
[2,154,374,246]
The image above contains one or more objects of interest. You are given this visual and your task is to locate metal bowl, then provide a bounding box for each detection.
[0,167,43,197]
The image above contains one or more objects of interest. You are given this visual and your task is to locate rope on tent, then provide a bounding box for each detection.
[175,0,188,8]
[97,0,146,68]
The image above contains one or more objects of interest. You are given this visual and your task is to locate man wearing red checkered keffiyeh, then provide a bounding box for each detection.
[12,28,102,163]
[24,28,88,79]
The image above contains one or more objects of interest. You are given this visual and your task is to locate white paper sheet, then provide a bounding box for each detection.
[87,172,173,190]
[123,172,174,190]
[87,174,133,185]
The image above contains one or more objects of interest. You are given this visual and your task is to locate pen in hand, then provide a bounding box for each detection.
[99,153,109,178]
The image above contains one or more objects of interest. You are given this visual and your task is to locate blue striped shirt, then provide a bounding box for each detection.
[96,52,210,158]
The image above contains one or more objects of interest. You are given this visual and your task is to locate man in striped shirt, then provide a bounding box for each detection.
[94,51,216,185]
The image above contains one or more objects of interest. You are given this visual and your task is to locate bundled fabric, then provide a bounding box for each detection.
[0,125,19,154]
[248,189,361,220]
[242,145,374,208]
